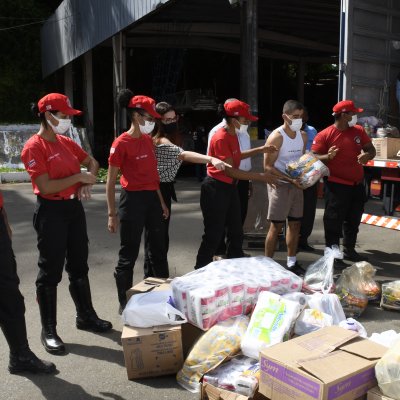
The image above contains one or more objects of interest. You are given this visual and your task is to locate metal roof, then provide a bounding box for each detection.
[41,0,340,78]
[41,0,175,77]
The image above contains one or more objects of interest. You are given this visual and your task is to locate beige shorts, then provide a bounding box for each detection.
[267,182,303,221]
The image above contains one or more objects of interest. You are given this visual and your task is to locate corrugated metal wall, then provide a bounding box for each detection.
[342,0,400,118]
[41,0,172,78]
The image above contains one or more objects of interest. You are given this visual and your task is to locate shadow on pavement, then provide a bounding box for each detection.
[66,343,125,367]
[27,374,127,400]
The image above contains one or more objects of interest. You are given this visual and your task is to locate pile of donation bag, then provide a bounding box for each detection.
[120,255,400,400]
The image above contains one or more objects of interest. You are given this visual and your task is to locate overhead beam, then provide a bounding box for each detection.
[131,22,338,53]
[124,35,337,64]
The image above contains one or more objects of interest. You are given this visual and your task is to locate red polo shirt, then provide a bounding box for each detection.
[312,124,371,185]
[108,132,159,191]
[21,134,88,199]
[207,127,241,184]
[0,191,3,209]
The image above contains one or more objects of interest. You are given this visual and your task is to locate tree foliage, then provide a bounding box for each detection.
[0,0,59,123]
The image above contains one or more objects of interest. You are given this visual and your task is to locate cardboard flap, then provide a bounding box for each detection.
[202,382,249,400]
[340,338,388,360]
[298,350,373,383]
[132,278,168,293]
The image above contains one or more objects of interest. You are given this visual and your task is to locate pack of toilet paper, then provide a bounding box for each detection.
[171,256,303,330]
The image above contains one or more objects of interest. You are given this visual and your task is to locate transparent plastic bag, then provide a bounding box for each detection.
[375,337,400,399]
[353,261,381,302]
[338,318,367,338]
[302,246,341,294]
[381,280,400,310]
[285,153,329,189]
[176,315,249,393]
[122,290,186,328]
[335,267,368,318]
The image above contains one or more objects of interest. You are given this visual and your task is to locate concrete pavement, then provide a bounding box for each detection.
[0,179,399,400]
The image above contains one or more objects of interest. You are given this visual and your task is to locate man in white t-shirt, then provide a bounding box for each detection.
[207,98,252,258]
[264,100,308,275]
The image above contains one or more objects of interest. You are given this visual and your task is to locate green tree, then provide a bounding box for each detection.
[0,0,57,123]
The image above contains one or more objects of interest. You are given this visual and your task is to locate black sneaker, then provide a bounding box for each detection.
[297,243,316,253]
[9,346,56,374]
[334,258,348,271]
[286,262,305,277]
[343,248,369,262]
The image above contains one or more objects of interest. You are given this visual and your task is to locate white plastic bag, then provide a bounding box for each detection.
[294,309,333,336]
[303,246,342,294]
[306,292,346,325]
[241,291,300,359]
[369,330,400,348]
[375,337,400,399]
[122,290,187,328]
[338,318,367,338]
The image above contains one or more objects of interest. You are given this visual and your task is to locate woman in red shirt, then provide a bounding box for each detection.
[107,90,170,313]
[21,93,112,355]
[194,100,278,269]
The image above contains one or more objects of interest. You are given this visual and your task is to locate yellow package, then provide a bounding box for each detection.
[176,315,249,393]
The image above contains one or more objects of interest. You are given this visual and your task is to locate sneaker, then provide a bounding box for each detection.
[286,262,305,277]
[334,258,348,271]
[297,243,316,253]
[343,248,369,262]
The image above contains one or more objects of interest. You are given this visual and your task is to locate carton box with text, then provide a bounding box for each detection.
[121,324,183,380]
[259,326,387,400]
[126,277,172,302]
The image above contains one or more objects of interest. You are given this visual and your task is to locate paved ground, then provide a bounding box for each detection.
[0,179,399,400]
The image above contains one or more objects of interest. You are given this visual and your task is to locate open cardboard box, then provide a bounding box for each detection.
[259,326,387,400]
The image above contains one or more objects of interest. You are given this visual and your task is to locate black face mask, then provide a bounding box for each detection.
[163,122,178,134]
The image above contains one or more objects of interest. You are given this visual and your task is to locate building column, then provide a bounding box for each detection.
[112,32,127,136]
[240,0,258,137]
[83,51,94,153]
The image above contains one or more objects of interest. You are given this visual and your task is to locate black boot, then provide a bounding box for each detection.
[37,286,65,355]
[69,276,112,332]
[1,318,56,374]
[114,270,133,315]
[9,345,56,374]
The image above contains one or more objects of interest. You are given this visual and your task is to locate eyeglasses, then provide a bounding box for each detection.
[162,116,179,125]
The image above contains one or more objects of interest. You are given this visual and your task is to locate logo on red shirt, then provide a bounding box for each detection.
[354,136,361,145]
[28,159,36,168]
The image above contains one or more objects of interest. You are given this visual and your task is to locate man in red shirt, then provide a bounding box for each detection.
[312,100,376,264]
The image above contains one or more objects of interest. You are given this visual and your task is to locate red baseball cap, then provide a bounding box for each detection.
[332,100,363,115]
[128,95,162,119]
[224,100,258,121]
[38,93,82,115]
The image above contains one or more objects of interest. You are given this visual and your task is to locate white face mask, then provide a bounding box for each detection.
[289,118,303,132]
[348,115,357,127]
[47,114,72,134]
[139,120,155,134]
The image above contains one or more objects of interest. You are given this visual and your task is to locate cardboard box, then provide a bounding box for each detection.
[126,277,172,301]
[259,326,387,400]
[201,381,267,400]
[367,386,395,400]
[372,138,400,159]
[181,322,204,358]
[121,324,183,380]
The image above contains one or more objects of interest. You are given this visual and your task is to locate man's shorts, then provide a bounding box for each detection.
[267,182,303,221]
